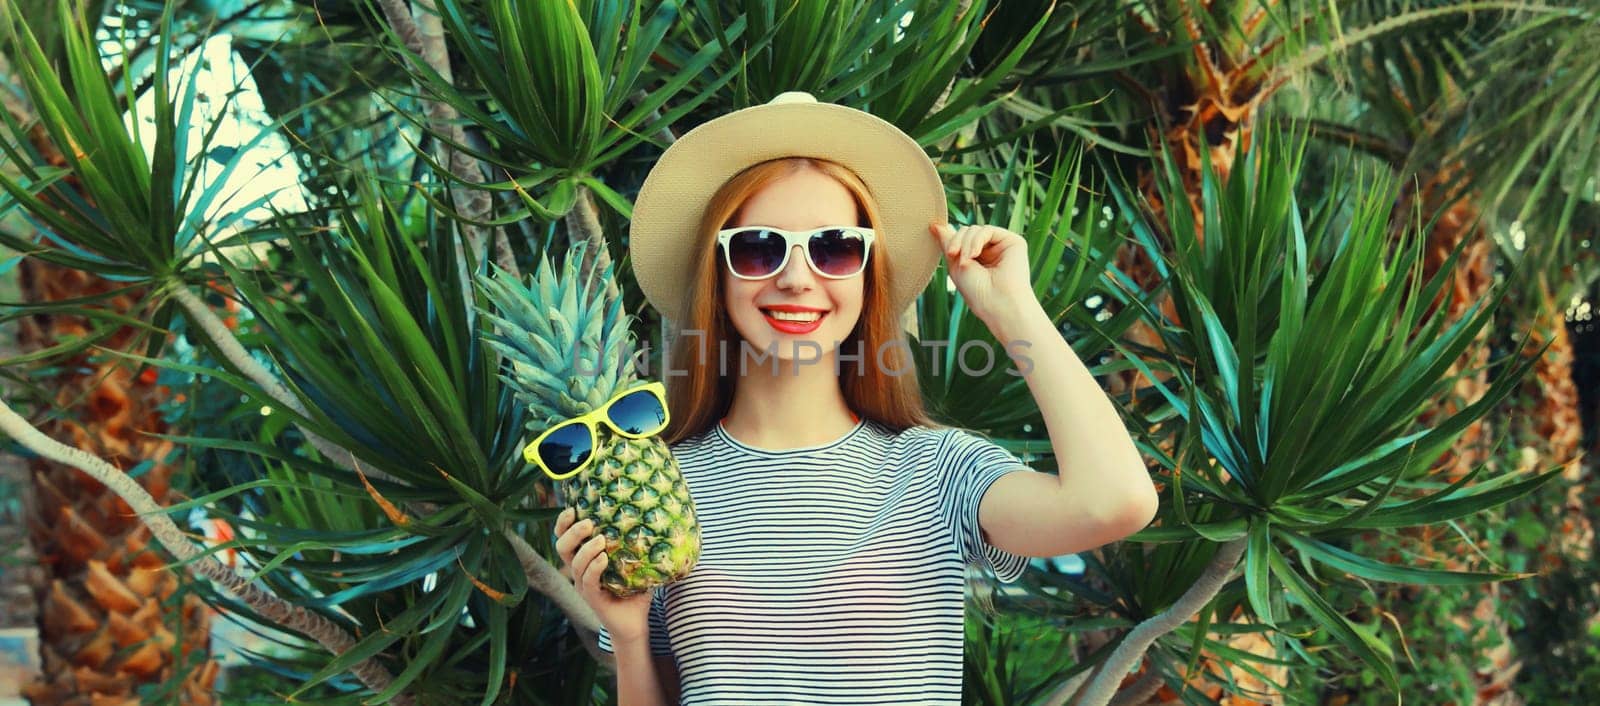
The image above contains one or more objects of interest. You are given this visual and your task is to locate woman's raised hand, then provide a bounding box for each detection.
[555,507,654,643]
[929,222,1034,326]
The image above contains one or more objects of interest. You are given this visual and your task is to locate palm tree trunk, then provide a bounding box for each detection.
[1408,168,1491,480]
[1,43,219,704]
[15,260,218,706]
[1518,274,1590,569]
[376,0,517,277]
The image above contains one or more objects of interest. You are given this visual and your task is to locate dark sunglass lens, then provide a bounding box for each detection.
[809,228,868,276]
[537,423,593,476]
[608,390,668,435]
[727,229,786,277]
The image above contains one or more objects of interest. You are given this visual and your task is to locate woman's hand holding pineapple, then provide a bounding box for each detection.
[555,507,653,642]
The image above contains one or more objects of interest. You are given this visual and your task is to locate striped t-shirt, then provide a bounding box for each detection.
[596,417,1033,705]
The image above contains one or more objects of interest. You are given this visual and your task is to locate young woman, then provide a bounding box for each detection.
[554,92,1157,705]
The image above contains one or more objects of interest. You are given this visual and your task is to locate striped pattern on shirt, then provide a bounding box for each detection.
[596,418,1033,705]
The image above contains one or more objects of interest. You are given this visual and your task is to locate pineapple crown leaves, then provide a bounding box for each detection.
[474,241,639,431]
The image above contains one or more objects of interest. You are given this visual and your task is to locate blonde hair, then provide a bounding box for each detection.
[660,157,944,444]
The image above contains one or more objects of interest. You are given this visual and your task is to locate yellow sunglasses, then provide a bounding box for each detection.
[522,381,670,481]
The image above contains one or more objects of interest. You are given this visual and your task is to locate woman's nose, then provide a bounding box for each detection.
[774,244,815,290]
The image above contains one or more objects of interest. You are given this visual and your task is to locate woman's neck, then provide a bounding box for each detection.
[722,349,858,449]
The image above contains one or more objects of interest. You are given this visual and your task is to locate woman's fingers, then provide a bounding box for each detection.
[553,510,572,580]
[553,508,576,562]
[571,533,607,579]
[965,227,987,263]
[555,512,598,583]
[581,552,609,593]
[931,223,1003,267]
[555,509,616,600]
[556,520,591,563]
[953,225,984,265]
[930,223,957,258]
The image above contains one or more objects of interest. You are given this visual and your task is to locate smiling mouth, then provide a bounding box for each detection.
[761,308,826,323]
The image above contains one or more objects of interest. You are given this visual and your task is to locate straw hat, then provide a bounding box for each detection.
[628,91,947,334]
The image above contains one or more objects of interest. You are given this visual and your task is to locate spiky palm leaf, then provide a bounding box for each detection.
[0,2,235,701]
[1306,5,1598,700]
[0,2,414,701]
[1066,129,1558,706]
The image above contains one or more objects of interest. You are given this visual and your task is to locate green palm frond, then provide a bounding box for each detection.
[1300,0,1600,319]
[1102,126,1559,695]
[0,0,316,362]
[176,174,554,703]
[370,0,744,222]
[680,0,923,110]
[669,0,1061,143]
[1436,3,1600,280]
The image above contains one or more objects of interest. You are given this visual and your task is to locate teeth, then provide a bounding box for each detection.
[765,309,821,323]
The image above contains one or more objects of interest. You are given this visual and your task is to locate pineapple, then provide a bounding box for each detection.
[476,243,699,597]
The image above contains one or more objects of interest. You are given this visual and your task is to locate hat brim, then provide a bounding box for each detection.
[628,101,946,333]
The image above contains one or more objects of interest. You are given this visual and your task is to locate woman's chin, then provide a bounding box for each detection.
[733,333,840,366]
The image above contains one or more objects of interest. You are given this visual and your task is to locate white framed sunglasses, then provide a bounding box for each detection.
[715,225,876,280]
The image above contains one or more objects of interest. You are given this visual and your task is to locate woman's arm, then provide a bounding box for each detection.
[977,302,1159,554]
[929,222,1159,555]
[615,635,671,706]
